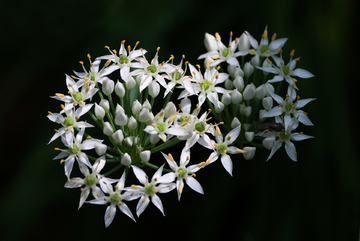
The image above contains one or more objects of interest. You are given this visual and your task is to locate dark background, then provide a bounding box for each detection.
[0,0,358,240]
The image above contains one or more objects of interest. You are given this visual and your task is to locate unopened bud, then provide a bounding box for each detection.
[103,122,114,136]
[121,153,132,166]
[95,143,107,156]
[243,146,256,160]
[238,33,250,52]
[148,81,160,97]
[263,137,275,150]
[94,103,105,120]
[244,62,254,77]
[115,109,128,126]
[139,108,151,123]
[140,150,151,163]
[99,99,109,113]
[245,132,254,142]
[102,79,114,96]
[112,129,124,143]
[262,97,273,110]
[231,117,241,129]
[115,81,125,98]
[164,102,176,118]
[132,100,142,115]
[243,83,256,100]
[128,116,137,130]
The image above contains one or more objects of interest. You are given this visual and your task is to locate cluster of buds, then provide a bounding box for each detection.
[47,26,315,227]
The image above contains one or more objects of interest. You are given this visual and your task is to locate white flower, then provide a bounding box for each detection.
[87,171,136,226]
[53,128,102,178]
[198,126,243,176]
[162,148,204,200]
[188,63,230,108]
[198,32,246,67]
[47,108,94,146]
[64,157,111,209]
[257,51,314,89]
[96,41,145,82]
[125,165,175,217]
[264,117,314,162]
[245,26,287,58]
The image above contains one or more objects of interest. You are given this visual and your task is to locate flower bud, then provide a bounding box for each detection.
[262,96,273,110]
[245,132,255,142]
[221,92,231,106]
[126,76,136,90]
[139,108,151,123]
[102,79,114,96]
[99,99,109,113]
[148,81,160,98]
[142,99,151,110]
[115,81,125,98]
[140,150,151,164]
[95,143,107,156]
[103,122,114,136]
[112,129,124,143]
[244,62,254,77]
[231,89,242,104]
[115,103,124,114]
[124,137,133,146]
[94,103,105,120]
[238,33,250,52]
[121,153,132,166]
[145,112,154,125]
[150,134,160,144]
[115,109,128,126]
[261,59,272,76]
[227,65,243,79]
[263,137,275,150]
[243,83,256,100]
[243,147,256,160]
[233,75,244,91]
[254,84,266,99]
[214,101,224,113]
[250,54,260,67]
[242,106,252,117]
[259,109,267,120]
[164,102,176,118]
[224,78,233,90]
[231,117,241,129]
[132,100,142,115]
[128,116,137,130]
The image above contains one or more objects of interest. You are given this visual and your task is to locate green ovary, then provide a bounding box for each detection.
[178,168,187,179]
[282,66,289,76]
[217,143,227,153]
[195,122,205,132]
[259,45,269,53]
[157,122,166,132]
[285,102,293,112]
[145,184,155,195]
[73,92,82,102]
[68,144,79,154]
[201,79,211,91]
[222,48,229,57]
[172,71,182,80]
[64,117,74,126]
[85,176,96,186]
[147,65,157,73]
[110,193,120,204]
[119,55,129,64]
[90,72,96,81]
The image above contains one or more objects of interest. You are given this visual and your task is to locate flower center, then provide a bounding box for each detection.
[195,122,205,132]
[201,79,211,91]
[110,193,121,204]
[157,122,166,132]
[178,168,187,179]
[147,64,157,73]
[284,102,293,112]
[259,45,269,53]
[64,116,74,126]
[282,66,290,76]
[89,72,96,81]
[68,144,79,154]
[280,130,291,141]
[217,143,227,153]
[145,184,155,196]
[222,48,229,57]
[172,71,182,81]
[73,92,82,102]
[119,55,129,64]
[85,175,96,186]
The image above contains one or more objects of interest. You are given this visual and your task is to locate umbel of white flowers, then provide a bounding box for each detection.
[47,26,315,227]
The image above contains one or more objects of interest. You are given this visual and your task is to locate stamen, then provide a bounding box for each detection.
[290,49,295,57]
[206,59,210,68]
[105,60,111,67]
[179,185,183,194]
[272,33,277,42]
[178,104,182,109]
[196,64,201,70]
[142,198,146,203]
[60,104,65,109]
[236,149,245,153]
[48,111,53,115]
[127,45,131,52]
[112,49,117,54]
[168,153,174,161]
[216,126,221,136]
[197,162,205,167]
[227,136,231,141]
[168,113,177,123]
[249,49,256,54]
[206,157,212,163]
[79,61,84,65]
[131,185,137,189]
[215,32,221,41]
[157,47,160,52]
[266,58,272,64]
[55,93,64,97]
[60,159,64,164]
[292,78,297,82]
[262,29,268,39]
[191,173,196,177]
[87,54,91,59]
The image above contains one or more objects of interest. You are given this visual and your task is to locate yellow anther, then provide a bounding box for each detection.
[206,59,210,69]
[60,104,65,109]
[294,151,297,155]
[192,71,196,75]
[211,56,218,60]
[118,202,122,205]
[168,113,177,123]
[303,112,308,115]
[54,129,59,133]
[286,94,289,98]
[210,82,213,85]
[236,149,245,153]
[142,198,146,203]
[135,41,139,46]
[178,104,182,109]
[192,173,196,177]
[295,58,300,62]
[161,136,167,142]
[87,54,91,59]
[104,197,107,201]
[159,111,164,117]
[55,93,64,97]
[112,49,117,54]
[215,32,221,41]
[266,58,272,64]
[79,61,84,65]
[197,162,205,168]
[60,159,64,164]
[223,150,227,153]
[48,111,53,115]
[206,157,212,163]
[249,49,256,54]
[127,45,131,52]
[86,136,91,139]
[266,50,271,54]
[280,49,283,54]
[75,115,79,120]
[179,185,183,194]
[196,64,201,69]
[71,75,77,79]
[84,77,89,81]
[230,31,233,36]
[179,169,183,174]
[215,74,219,79]
[216,126,221,136]
[114,185,118,190]
[131,185,137,189]
[216,66,220,71]
[272,33,277,42]
[297,95,300,100]
[157,46,160,52]
[290,49,295,57]
[105,59,111,67]
[84,80,89,87]
[280,116,284,120]
[292,78,297,82]
[185,61,189,65]
[291,84,295,89]
[280,140,283,143]
[262,29,268,39]
[280,61,284,65]
[214,143,218,147]
[104,46,110,49]
[54,147,59,150]
[299,132,304,134]
[235,37,239,44]
[292,105,295,108]
[227,136,231,141]
[168,153,174,161]
[145,175,149,179]
[122,40,126,45]
[186,156,189,161]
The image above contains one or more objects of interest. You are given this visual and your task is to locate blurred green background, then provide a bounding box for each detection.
[0,0,358,240]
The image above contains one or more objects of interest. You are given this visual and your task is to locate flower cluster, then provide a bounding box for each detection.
[47,26,315,227]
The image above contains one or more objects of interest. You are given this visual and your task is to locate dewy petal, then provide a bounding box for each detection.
[185,176,204,194]
[221,154,233,176]
[151,195,165,215]
[291,68,314,78]
[104,205,116,228]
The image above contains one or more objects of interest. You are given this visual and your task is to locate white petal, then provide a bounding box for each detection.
[225,126,241,145]
[104,205,116,228]
[136,196,150,217]
[285,141,297,161]
[185,176,204,194]
[132,166,147,184]
[151,195,165,215]
[220,154,233,176]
